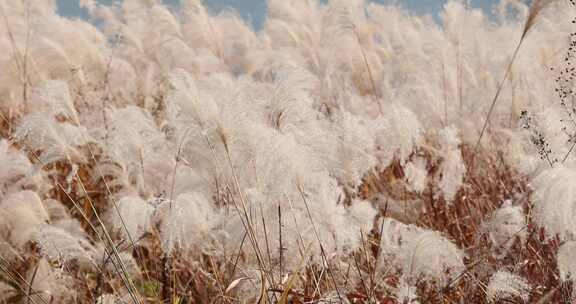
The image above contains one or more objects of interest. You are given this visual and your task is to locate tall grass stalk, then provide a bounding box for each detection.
[475,0,558,152]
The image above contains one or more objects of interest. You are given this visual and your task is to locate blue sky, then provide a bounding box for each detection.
[56,0,497,29]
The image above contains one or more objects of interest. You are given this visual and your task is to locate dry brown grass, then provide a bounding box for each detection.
[0,95,567,304]
[1,142,567,304]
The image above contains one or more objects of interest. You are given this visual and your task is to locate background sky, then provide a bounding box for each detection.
[56,0,498,29]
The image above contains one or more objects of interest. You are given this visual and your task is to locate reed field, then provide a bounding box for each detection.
[0,0,575,303]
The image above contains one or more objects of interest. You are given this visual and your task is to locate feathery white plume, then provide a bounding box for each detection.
[404,157,427,193]
[105,106,172,195]
[395,275,420,304]
[159,192,221,255]
[15,113,90,165]
[0,191,49,248]
[0,140,35,196]
[557,241,576,282]
[33,224,95,265]
[531,166,576,240]
[92,246,141,277]
[380,218,465,284]
[349,199,378,234]
[486,271,531,303]
[30,80,79,122]
[332,110,377,188]
[437,126,465,204]
[28,259,76,303]
[108,195,155,241]
[483,200,527,257]
[375,104,423,166]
